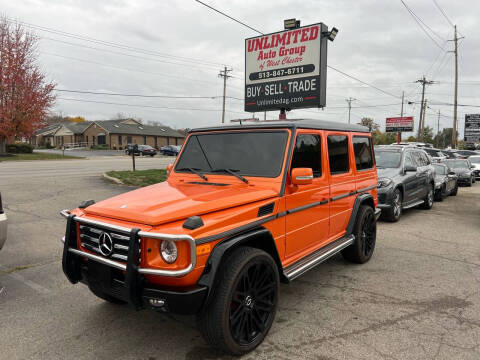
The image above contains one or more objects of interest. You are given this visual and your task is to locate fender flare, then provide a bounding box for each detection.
[197,227,282,305]
[346,193,375,236]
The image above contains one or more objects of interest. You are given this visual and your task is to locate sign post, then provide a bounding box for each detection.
[464,114,480,144]
[245,23,330,116]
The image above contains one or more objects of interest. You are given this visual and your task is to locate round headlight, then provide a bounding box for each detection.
[160,240,178,264]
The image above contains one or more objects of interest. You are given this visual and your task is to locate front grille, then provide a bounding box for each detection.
[79,225,131,262]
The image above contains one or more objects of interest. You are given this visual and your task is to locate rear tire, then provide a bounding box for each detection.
[342,205,376,264]
[467,178,472,187]
[451,184,458,196]
[197,247,279,355]
[422,184,434,209]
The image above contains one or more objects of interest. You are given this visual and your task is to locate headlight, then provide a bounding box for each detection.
[160,240,178,263]
[377,178,392,188]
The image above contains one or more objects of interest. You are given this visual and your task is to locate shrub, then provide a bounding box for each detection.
[91,144,109,150]
[7,143,34,153]
[45,141,53,149]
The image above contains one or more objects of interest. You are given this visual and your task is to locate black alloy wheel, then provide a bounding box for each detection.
[342,205,376,263]
[198,247,279,355]
[422,185,434,209]
[383,188,402,222]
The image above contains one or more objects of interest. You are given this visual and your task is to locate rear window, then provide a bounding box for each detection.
[353,136,373,171]
[291,134,322,177]
[327,135,350,174]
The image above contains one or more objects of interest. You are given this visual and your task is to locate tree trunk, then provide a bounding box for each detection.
[0,136,6,155]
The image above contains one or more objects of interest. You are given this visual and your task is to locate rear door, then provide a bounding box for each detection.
[285,131,330,259]
[326,133,357,238]
[352,135,376,192]
[402,150,418,203]
[412,150,429,199]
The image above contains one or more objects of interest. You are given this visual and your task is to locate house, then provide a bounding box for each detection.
[33,119,185,149]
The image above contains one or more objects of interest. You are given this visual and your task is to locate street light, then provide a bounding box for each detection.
[324,27,339,41]
[284,18,300,30]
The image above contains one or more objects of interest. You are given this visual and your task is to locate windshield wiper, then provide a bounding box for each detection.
[177,167,208,181]
[211,168,249,183]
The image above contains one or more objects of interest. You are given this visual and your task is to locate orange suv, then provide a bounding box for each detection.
[60,119,380,355]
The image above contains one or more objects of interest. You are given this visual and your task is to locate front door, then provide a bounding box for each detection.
[285,132,330,260]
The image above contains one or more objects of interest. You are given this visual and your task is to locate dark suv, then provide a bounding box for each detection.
[375,146,435,222]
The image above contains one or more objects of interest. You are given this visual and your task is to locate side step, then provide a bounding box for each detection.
[402,199,424,210]
[283,235,355,281]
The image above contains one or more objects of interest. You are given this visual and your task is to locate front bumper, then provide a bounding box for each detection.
[376,186,394,208]
[60,210,203,314]
[457,177,471,185]
[0,212,7,250]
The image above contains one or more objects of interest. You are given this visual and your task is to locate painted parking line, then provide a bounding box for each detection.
[8,271,51,295]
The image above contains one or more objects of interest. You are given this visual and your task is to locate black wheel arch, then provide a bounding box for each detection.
[346,193,375,236]
[197,227,284,306]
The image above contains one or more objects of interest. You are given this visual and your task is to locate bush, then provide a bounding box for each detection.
[45,141,54,149]
[91,144,109,150]
[7,143,34,154]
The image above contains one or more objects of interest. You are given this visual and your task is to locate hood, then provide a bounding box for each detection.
[377,167,400,179]
[452,168,470,175]
[83,180,277,226]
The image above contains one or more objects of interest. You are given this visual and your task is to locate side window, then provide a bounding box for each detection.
[421,152,431,165]
[404,152,414,167]
[327,135,350,174]
[291,134,322,177]
[353,136,373,171]
[411,151,424,166]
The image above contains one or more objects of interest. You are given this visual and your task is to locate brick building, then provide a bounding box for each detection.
[33,118,185,149]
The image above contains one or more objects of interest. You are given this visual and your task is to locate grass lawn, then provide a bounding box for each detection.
[106,169,167,187]
[0,153,84,161]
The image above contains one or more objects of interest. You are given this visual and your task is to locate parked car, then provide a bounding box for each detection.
[455,150,480,157]
[375,145,435,222]
[0,192,7,251]
[468,155,480,179]
[160,145,181,156]
[432,163,458,201]
[444,159,475,186]
[442,150,463,159]
[60,119,381,355]
[422,147,447,163]
[125,144,157,156]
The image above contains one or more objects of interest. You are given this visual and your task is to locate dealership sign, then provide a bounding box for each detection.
[245,23,328,112]
[385,117,414,132]
[465,114,480,142]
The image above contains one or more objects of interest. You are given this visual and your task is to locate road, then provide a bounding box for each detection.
[1,159,479,359]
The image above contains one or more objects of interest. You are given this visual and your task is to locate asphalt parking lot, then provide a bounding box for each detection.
[1,159,479,360]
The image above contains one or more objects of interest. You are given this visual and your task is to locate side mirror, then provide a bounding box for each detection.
[448,171,456,176]
[291,168,313,185]
[404,165,417,172]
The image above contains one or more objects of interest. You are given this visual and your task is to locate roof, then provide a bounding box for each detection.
[93,119,185,138]
[190,119,369,133]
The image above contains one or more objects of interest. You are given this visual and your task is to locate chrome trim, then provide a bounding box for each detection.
[60,210,197,277]
[68,248,127,271]
[80,233,99,243]
[284,235,355,281]
[295,175,313,180]
[114,243,129,251]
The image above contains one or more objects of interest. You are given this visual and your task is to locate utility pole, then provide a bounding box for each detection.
[218,66,232,123]
[398,91,405,144]
[421,99,428,141]
[437,110,441,135]
[415,76,434,141]
[452,25,459,148]
[346,97,356,124]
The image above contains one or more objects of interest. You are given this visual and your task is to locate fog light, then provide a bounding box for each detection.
[160,240,178,263]
[149,299,165,307]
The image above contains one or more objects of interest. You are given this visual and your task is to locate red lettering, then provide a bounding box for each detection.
[301,28,309,42]
[254,38,262,51]
[292,29,302,43]
[309,25,319,40]
[247,39,255,52]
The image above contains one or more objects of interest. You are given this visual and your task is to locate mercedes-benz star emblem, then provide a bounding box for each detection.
[98,232,114,257]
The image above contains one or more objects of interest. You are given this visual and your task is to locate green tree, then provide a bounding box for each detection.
[423,126,434,144]
[407,135,417,142]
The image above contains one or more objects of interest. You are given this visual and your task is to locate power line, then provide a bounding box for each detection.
[54,89,243,100]
[57,97,246,114]
[194,0,264,35]
[399,0,446,50]
[6,17,227,70]
[432,0,454,27]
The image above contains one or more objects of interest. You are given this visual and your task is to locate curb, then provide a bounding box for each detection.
[102,172,125,185]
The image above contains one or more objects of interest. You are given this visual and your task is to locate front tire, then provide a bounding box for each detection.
[198,247,279,355]
[451,184,458,196]
[342,205,376,264]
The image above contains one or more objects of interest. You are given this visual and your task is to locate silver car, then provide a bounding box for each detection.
[0,193,6,250]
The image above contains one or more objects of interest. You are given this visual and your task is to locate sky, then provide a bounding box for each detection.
[1,0,479,136]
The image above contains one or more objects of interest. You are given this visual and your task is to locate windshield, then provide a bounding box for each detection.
[469,157,480,164]
[374,150,402,168]
[175,131,289,177]
[433,164,446,175]
[446,160,469,169]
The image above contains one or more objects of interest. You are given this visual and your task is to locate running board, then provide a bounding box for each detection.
[401,199,424,209]
[283,235,355,281]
